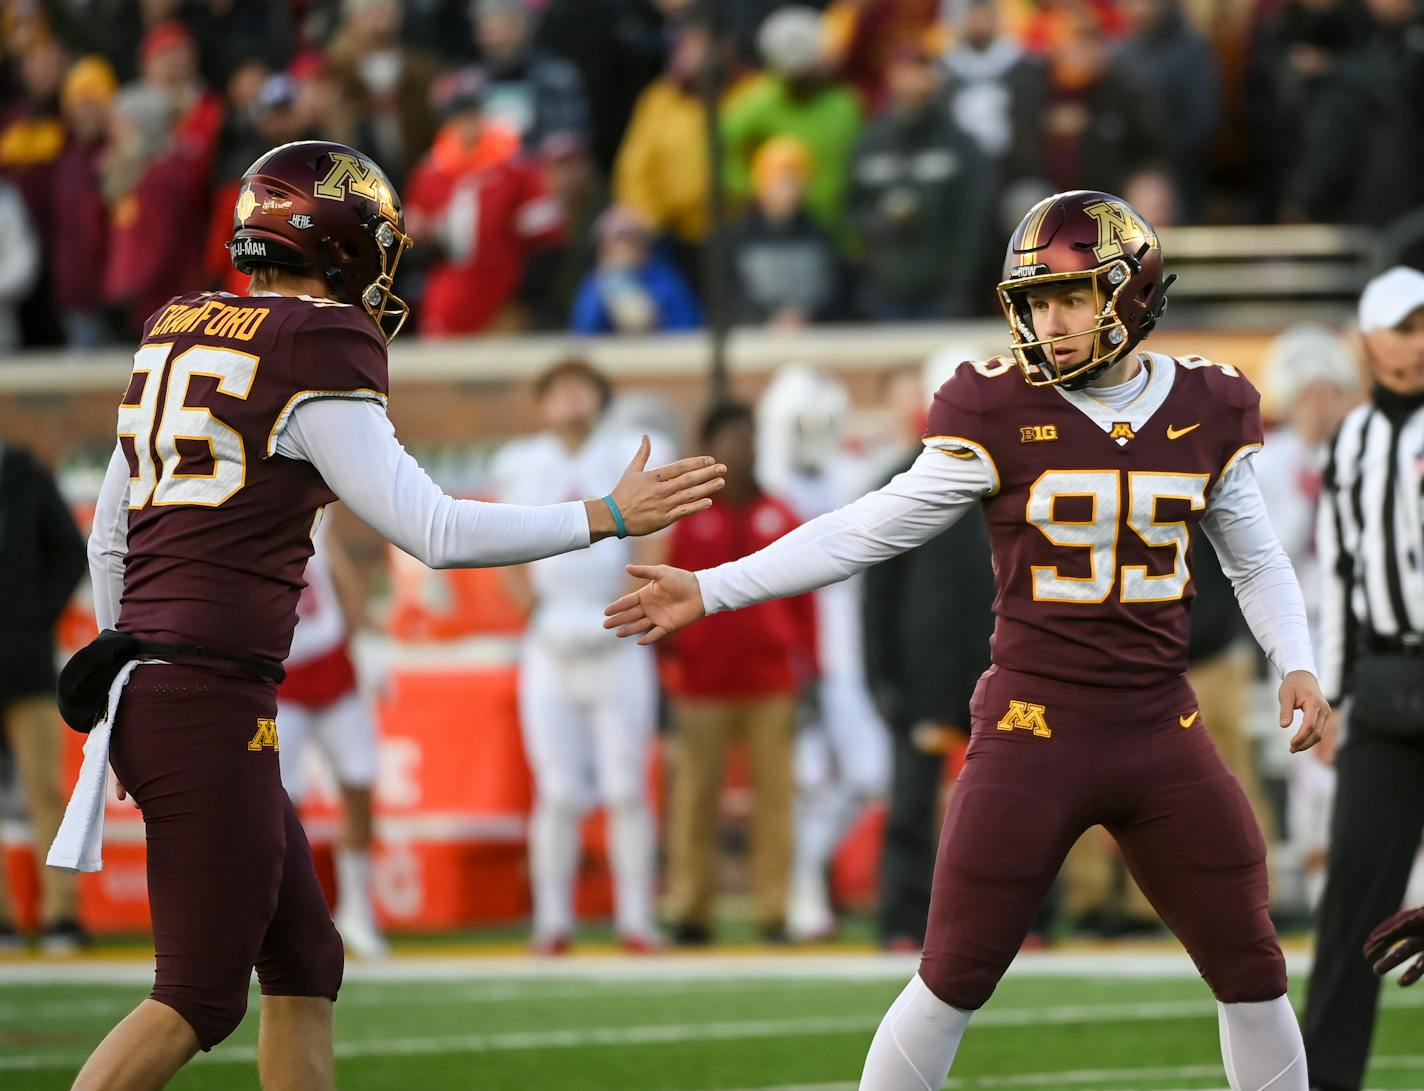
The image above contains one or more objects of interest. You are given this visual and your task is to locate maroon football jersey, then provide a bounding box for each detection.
[115,291,388,670]
[924,352,1264,687]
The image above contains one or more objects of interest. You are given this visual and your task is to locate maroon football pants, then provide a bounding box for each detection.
[108,664,344,1049]
[919,665,1285,1010]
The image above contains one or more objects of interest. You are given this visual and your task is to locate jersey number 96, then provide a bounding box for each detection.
[118,343,258,509]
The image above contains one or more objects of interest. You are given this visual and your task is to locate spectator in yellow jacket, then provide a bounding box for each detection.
[614,21,713,270]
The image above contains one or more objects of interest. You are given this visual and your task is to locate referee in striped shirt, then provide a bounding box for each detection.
[1304,266,1424,1091]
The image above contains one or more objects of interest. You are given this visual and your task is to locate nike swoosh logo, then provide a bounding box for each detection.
[1179,710,1200,729]
[1167,423,1201,440]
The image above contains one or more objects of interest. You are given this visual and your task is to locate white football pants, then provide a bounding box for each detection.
[519,635,658,941]
[790,580,890,937]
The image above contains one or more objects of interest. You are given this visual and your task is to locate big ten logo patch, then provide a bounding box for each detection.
[996,700,1052,738]
[248,718,280,752]
[1020,424,1058,444]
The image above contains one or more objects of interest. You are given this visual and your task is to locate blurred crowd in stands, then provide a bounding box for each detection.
[2,0,1423,351]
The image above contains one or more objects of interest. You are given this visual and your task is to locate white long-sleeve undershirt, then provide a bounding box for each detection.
[699,445,988,611]
[87,398,596,627]
[88,445,131,631]
[698,445,1316,681]
[273,398,591,568]
[1198,461,1316,679]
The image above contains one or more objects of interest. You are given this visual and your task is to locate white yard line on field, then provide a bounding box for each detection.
[2,999,1422,1089]
[690,1055,1424,1091]
[0,948,1316,986]
[2,967,1421,1035]
[686,1053,1424,1091]
[0,977,899,1023]
[0,1002,1326,1072]
[952,1064,1226,1087]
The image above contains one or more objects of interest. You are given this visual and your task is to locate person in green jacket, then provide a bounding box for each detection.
[721,6,862,253]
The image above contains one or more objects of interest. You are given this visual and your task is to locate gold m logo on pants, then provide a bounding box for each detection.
[248,718,280,752]
[996,700,1052,738]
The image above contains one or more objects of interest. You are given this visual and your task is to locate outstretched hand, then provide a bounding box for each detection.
[590,437,725,540]
[1278,670,1330,754]
[1365,905,1424,987]
[604,564,705,645]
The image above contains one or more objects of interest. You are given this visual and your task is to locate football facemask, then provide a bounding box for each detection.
[998,263,1135,388]
[356,217,414,345]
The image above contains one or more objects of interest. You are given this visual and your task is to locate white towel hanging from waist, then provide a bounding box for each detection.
[46,660,141,874]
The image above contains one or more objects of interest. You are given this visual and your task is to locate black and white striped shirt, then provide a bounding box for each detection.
[1317,399,1424,702]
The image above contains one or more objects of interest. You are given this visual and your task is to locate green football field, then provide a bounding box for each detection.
[2,949,1421,1090]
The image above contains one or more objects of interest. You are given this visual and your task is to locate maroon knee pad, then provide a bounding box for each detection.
[150,982,252,1051]
[151,916,344,1051]
[916,948,999,1011]
[258,915,345,1001]
[254,797,347,1001]
[1198,940,1288,1004]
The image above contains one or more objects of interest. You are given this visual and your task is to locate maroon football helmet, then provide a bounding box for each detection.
[227,141,413,342]
[997,190,1174,389]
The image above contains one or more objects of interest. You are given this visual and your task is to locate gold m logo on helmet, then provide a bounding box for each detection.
[314,152,388,207]
[248,718,280,752]
[996,700,1051,738]
[1085,201,1152,262]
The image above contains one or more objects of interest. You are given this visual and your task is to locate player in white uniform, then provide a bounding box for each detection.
[493,359,665,952]
[1252,324,1359,909]
[756,365,891,941]
[277,522,387,958]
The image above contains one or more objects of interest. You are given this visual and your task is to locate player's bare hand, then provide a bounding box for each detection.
[1364,905,1424,986]
[116,781,126,801]
[591,436,725,539]
[1279,670,1330,753]
[1311,708,1342,766]
[603,564,704,644]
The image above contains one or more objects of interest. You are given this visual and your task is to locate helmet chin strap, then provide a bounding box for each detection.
[1059,359,1115,391]
[1058,345,1130,391]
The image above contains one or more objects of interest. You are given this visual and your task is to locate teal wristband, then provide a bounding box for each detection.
[601,494,628,539]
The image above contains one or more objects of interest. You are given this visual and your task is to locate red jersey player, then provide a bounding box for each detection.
[51,140,724,1091]
[606,190,1329,1090]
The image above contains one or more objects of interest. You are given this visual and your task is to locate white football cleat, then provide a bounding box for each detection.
[787,875,837,943]
[334,905,389,960]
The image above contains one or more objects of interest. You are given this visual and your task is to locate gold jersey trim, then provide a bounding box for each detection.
[923,434,1001,496]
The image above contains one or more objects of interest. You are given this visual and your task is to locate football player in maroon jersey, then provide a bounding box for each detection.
[606,190,1329,1090]
[60,141,725,1091]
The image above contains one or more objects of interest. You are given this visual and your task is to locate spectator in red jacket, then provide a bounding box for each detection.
[406,68,564,336]
[663,402,817,946]
[138,20,224,169]
[101,85,208,335]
